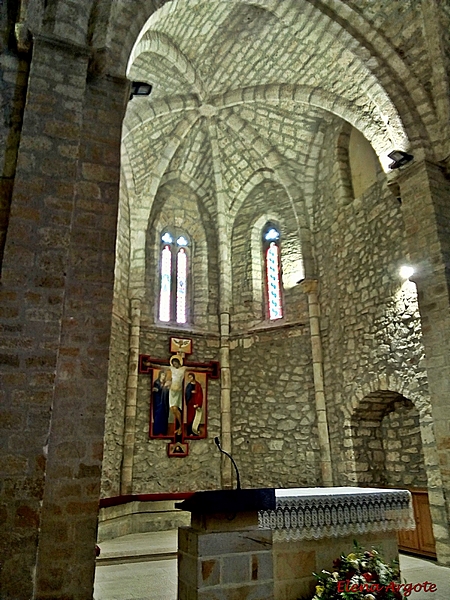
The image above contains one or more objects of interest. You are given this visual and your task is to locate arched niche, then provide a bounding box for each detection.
[144,180,218,330]
[350,390,427,488]
[231,179,305,329]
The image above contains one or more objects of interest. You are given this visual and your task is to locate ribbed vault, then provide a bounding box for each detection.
[120,0,433,294]
[122,0,418,236]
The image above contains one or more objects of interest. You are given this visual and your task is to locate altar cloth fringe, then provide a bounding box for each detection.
[258,488,415,541]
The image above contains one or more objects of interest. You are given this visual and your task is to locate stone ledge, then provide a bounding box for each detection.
[98,499,191,541]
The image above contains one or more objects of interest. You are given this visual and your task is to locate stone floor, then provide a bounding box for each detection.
[94,531,449,600]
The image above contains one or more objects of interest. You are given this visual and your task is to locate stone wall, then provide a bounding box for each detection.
[381,397,428,488]
[101,177,131,497]
[229,326,321,489]
[231,180,305,329]
[133,328,222,493]
[1,0,450,595]
[178,525,274,600]
[350,391,428,488]
[142,179,219,331]
[313,122,432,487]
[101,312,129,498]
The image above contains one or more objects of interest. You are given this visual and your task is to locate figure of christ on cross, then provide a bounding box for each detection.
[167,355,186,436]
[139,353,219,444]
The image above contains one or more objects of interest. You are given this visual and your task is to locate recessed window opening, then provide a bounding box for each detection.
[159,230,190,324]
[263,224,283,321]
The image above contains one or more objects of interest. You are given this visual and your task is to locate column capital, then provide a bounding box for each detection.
[129,284,146,301]
[34,31,91,58]
[300,278,318,295]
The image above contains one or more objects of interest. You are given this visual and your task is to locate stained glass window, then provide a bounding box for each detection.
[162,232,173,244]
[176,248,187,323]
[159,230,189,323]
[159,245,172,322]
[266,243,282,320]
[265,228,280,242]
[263,225,283,321]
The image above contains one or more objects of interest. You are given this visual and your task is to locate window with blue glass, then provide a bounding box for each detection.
[159,231,189,324]
[263,224,283,320]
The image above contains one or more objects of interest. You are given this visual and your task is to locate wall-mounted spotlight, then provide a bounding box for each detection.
[399,265,414,280]
[130,81,152,100]
[388,150,414,170]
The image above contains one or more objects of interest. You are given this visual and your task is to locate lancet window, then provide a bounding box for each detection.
[263,225,283,320]
[159,231,190,324]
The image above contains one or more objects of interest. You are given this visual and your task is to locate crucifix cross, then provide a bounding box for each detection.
[139,338,219,457]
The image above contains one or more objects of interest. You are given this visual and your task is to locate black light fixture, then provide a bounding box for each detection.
[130,81,152,99]
[387,150,414,169]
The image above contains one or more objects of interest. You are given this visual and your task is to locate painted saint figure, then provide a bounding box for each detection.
[185,372,203,436]
[152,370,169,436]
[168,356,186,436]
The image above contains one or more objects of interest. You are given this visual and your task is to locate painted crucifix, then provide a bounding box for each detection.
[139,337,220,457]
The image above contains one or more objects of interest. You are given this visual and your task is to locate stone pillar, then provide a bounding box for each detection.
[208,121,233,488]
[398,159,450,564]
[300,279,333,487]
[0,34,88,600]
[121,296,142,494]
[219,311,233,488]
[0,32,128,598]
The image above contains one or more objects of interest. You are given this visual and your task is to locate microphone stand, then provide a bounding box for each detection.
[214,437,241,490]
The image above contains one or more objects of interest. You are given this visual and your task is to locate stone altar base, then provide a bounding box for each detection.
[273,530,399,600]
[178,513,274,600]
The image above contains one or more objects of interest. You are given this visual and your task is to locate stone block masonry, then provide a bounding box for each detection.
[178,518,398,600]
[230,327,320,490]
[2,0,450,596]
[178,527,274,600]
[0,30,129,599]
[131,329,222,494]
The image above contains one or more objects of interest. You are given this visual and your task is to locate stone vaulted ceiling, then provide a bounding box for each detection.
[122,0,410,224]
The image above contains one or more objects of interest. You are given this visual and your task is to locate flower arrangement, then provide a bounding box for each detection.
[310,542,404,600]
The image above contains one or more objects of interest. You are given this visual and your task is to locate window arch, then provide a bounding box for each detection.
[262,223,283,321]
[158,230,190,324]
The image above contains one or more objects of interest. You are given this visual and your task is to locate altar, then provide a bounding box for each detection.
[177,487,415,600]
[261,487,415,600]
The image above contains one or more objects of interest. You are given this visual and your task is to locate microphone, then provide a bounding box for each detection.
[214,437,241,490]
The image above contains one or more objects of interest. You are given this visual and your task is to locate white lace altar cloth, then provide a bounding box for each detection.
[258,487,415,542]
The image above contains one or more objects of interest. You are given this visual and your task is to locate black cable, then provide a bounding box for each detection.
[214,437,241,490]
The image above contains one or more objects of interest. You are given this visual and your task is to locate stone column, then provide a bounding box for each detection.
[219,312,233,487]
[397,159,450,564]
[34,64,128,599]
[300,279,333,487]
[208,121,233,488]
[0,34,87,600]
[121,296,142,494]
[0,29,129,598]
